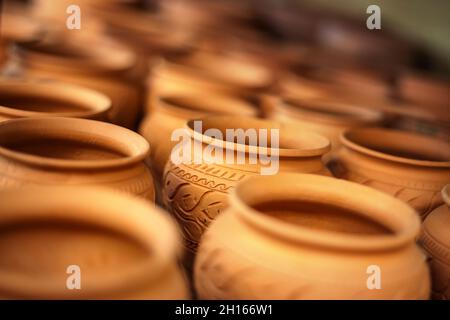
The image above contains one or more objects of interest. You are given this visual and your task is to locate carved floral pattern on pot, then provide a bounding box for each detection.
[0,80,111,122]
[0,117,155,202]
[162,116,331,262]
[195,173,430,299]
[420,184,450,300]
[0,186,189,299]
[332,128,450,219]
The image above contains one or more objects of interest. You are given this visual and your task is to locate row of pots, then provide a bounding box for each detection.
[0,83,448,299]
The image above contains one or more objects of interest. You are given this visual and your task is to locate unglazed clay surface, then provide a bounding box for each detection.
[0,117,155,202]
[195,173,430,299]
[420,184,450,300]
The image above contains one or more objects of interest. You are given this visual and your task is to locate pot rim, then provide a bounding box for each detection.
[0,80,112,119]
[157,94,258,119]
[341,127,450,168]
[231,173,420,252]
[0,117,149,170]
[280,96,383,126]
[17,34,136,75]
[0,186,179,299]
[186,116,331,157]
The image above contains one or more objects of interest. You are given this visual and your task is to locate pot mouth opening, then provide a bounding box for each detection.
[0,82,111,118]
[159,94,257,117]
[342,128,450,166]
[232,174,420,252]
[0,117,149,169]
[18,36,135,73]
[0,187,177,298]
[187,116,330,157]
[282,97,382,125]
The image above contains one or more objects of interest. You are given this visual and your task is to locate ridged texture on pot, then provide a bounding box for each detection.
[0,186,189,299]
[195,174,430,299]
[162,116,331,262]
[0,117,155,202]
[332,128,450,219]
[420,185,450,300]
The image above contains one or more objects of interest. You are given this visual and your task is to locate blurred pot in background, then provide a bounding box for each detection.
[14,35,142,128]
[0,80,111,122]
[0,186,189,299]
[398,71,450,122]
[0,117,155,202]
[0,11,42,70]
[149,48,274,104]
[332,128,450,219]
[264,96,383,151]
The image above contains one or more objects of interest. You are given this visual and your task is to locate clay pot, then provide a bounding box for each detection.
[194,173,430,299]
[420,184,450,300]
[139,93,259,187]
[0,186,189,299]
[163,116,331,268]
[16,35,141,128]
[0,117,155,202]
[0,80,111,122]
[149,49,273,101]
[264,96,383,150]
[0,12,42,68]
[398,71,450,122]
[331,128,450,219]
[31,0,105,40]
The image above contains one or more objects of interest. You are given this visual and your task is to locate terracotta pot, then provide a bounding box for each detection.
[0,117,155,202]
[139,93,259,186]
[420,184,450,300]
[0,12,42,68]
[0,80,111,122]
[194,173,430,299]
[316,18,414,68]
[264,96,383,150]
[331,128,450,219]
[0,186,189,299]
[280,63,391,102]
[16,35,141,128]
[398,71,450,122]
[163,116,331,269]
[149,49,273,101]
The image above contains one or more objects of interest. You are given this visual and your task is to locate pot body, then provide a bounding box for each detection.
[420,191,450,299]
[195,209,429,300]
